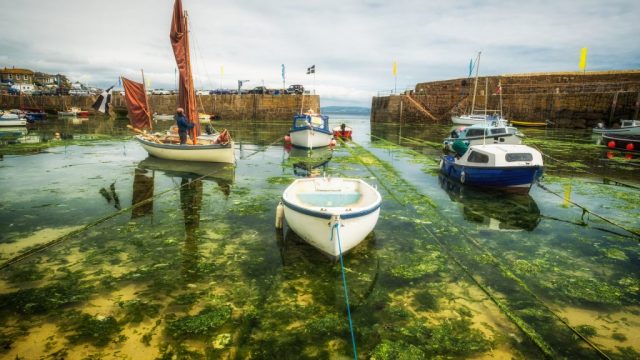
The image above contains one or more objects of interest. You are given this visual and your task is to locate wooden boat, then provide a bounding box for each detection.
[289,111,333,149]
[443,120,522,152]
[440,144,544,193]
[332,124,352,138]
[593,119,640,135]
[509,120,547,127]
[122,0,235,164]
[280,177,381,258]
[602,133,640,151]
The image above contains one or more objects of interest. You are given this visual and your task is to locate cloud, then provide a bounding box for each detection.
[1,0,639,106]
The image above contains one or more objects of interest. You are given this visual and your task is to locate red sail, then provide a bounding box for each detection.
[121,77,152,130]
[170,0,199,141]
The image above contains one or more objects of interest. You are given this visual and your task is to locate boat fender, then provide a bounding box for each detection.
[275,202,284,229]
[608,141,616,149]
[626,143,634,151]
[460,171,466,184]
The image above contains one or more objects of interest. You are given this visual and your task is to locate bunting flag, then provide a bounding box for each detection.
[579,47,588,71]
[393,61,397,76]
[92,85,113,113]
[306,65,315,74]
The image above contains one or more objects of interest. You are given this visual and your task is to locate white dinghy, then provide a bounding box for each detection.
[279,177,382,258]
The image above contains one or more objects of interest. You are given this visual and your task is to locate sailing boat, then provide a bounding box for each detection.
[451,52,507,126]
[122,0,235,164]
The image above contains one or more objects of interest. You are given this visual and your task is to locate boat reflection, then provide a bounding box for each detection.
[0,127,28,143]
[286,147,333,177]
[131,157,236,282]
[438,174,541,231]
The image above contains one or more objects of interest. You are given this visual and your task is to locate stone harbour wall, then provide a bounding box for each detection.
[371,70,640,128]
[0,93,320,121]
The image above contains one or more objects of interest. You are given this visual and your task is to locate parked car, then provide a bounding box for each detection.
[249,86,270,95]
[286,84,304,94]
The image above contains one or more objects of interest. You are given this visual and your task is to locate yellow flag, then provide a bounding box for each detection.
[579,48,588,71]
[393,61,397,76]
[220,65,224,76]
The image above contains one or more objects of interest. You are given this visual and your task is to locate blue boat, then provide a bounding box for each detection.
[288,111,333,149]
[440,144,544,193]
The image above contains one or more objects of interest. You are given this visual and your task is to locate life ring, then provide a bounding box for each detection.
[460,171,466,184]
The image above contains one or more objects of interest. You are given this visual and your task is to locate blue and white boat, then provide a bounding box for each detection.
[289,111,333,149]
[440,144,544,193]
[443,119,522,152]
[279,177,381,258]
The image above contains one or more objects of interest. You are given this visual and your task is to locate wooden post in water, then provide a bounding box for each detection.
[634,91,640,120]
[609,91,619,125]
[399,98,403,145]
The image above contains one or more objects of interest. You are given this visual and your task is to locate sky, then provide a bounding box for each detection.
[1,0,639,107]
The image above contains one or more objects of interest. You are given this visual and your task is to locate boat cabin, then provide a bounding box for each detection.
[458,144,543,168]
[292,114,330,132]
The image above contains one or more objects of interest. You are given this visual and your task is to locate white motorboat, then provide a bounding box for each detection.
[0,113,27,126]
[593,119,640,135]
[289,112,334,149]
[280,177,382,258]
[443,119,522,151]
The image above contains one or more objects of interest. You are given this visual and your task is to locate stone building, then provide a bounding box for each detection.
[0,67,34,84]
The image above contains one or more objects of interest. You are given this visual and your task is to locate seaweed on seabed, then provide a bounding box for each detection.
[165,304,232,339]
[61,311,125,347]
[0,270,92,316]
[117,299,161,324]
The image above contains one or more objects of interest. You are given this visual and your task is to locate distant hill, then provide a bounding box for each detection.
[321,106,371,115]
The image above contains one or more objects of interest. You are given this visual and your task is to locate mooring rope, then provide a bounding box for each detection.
[344,138,613,358]
[537,183,640,239]
[331,221,358,360]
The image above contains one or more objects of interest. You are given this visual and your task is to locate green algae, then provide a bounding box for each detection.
[117,299,161,324]
[62,312,124,347]
[165,305,232,339]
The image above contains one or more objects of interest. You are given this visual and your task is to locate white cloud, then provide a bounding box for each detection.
[1,0,638,106]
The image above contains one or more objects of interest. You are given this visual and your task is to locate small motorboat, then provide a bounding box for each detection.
[0,113,27,126]
[602,133,640,152]
[593,120,640,135]
[279,177,382,258]
[58,107,89,117]
[443,119,522,152]
[440,144,544,193]
[332,123,352,138]
[288,110,333,149]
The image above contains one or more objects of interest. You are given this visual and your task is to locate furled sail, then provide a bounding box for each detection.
[170,0,199,141]
[121,77,152,130]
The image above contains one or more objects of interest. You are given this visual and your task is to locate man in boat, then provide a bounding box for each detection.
[175,107,194,145]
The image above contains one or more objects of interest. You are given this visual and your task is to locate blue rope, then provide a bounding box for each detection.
[332,221,358,359]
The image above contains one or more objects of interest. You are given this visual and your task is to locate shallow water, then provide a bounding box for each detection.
[0,115,638,359]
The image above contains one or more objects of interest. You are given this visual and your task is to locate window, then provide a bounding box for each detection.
[8,74,12,79]
[506,153,533,162]
[466,129,485,137]
[490,128,506,135]
[467,151,489,163]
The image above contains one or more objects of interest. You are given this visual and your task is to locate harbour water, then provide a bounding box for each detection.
[0,115,639,359]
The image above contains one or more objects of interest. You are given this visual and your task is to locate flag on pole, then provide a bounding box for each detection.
[495,81,502,95]
[579,47,588,71]
[92,85,113,114]
[468,58,473,78]
[306,65,315,74]
[393,61,397,76]
[220,65,224,76]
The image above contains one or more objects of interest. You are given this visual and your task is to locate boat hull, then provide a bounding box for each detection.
[441,155,542,193]
[289,128,333,149]
[451,114,506,125]
[282,178,381,258]
[602,134,640,151]
[593,127,640,135]
[135,136,235,163]
[0,118,27,126]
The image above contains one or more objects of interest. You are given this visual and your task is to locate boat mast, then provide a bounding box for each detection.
[141,69,153,130]
[470,51,481,114]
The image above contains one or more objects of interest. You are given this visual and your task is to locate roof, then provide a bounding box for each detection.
[1,67,34,75]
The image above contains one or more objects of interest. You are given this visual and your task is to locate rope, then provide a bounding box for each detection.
[537,183,640,239]
[331,220,358,360]
[346,138,613,358]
